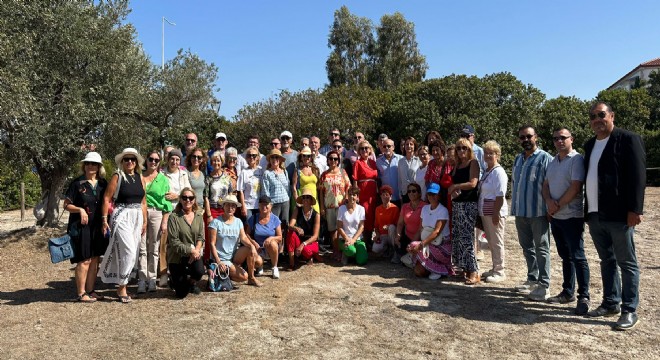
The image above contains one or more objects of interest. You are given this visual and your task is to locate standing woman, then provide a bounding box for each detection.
[292,146,320,213]
[137,150,172,294]
[203,151,235,262]
[185,147,206,209]
[398,136,421,204]
[224,147,240,193]
[237,146,264,219]
[415,146,431,202]
[100,148,147,303]
[319,150,351,262]
[448,138,481,285]
[478,141,508,283]
[260,149,291,231]
[64,152,108,302]
[352,140,378,249]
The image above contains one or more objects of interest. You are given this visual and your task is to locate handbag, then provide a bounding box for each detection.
[48,234,75,263]
[208,263,233,292]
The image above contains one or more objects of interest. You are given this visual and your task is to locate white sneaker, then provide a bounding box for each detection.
[255,267,264,277]
[147,279,157,292]
[428,273,443,280]
[528,285,548,301]
[272,267,280,279]
[400,253,414,268]
[137,280,146,294]
[515,280,537,293]
[485,274,506,283]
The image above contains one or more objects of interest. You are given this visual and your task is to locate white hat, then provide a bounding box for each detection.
[280,130,293,138]
[215,132,227,140]
[114,148,144,167]
[81,152,103,164]
[219,194,241,208]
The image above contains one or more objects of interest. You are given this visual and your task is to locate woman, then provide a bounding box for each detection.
[319,150,351,262]
[160,149,191,287]
[237,146,264,219]
[398,136,421,204]
[292,146,320,213]
[64,152,108,302]
[352,140,378,249]
[425,140,450,206]
[203,151,235,262]
[245,195,283,279]
[287,189,322,270]
[425,130,443,148]
[208,194,262,287]
[448,138,480,285]
[337,186,367,265]
[167,188,205,298]
[185,147,206,209]
[478,141,508,283]
[260,149,290,229]
[414,146,430,202]
[137,150,172,294]
[100,148,147,303]
[393,183,427,265]
[407,183,454,280]
[373,185,399,256]
[224,147,240,190]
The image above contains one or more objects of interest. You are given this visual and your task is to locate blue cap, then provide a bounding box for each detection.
[427,183,441,194]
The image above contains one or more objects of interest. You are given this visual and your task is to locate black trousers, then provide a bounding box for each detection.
[169,257,205,299]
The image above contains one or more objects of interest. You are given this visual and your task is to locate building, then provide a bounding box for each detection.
[608,57,660,90]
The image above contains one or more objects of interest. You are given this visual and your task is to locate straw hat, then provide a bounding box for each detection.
[219,194,242,207]
[114,148,144,167]
[299,146,312,156]
[296,188,317,206]
[267,148,285,161]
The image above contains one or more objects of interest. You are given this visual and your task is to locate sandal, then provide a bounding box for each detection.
[76,292,97,303]
[117,295,132,303]
[88,290,105,301]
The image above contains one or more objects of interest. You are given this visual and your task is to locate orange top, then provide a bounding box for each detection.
[374,204,400,235]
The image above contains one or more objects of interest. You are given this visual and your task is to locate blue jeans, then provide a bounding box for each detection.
[550,217,590,299]
[587,214,640,313]
[515,216,550,288]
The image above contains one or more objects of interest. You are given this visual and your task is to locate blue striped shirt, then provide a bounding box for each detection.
[510,148,553,217]
[260,169,290,204]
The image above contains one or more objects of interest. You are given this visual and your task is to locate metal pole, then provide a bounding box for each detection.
[20,182,25,221]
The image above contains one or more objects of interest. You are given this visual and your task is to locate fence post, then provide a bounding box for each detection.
[21,182,25,221]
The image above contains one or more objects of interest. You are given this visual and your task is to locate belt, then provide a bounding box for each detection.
[357,179,376,183]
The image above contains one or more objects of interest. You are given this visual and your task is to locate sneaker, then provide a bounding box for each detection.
[428,273,443,280]
[528,285,548,301]
[575,298,590,316]
[485,274,506,283]
[547,291,576,304]
[400,253,414,268]
[614,312,639,331]
[587,305,621,318]
[137,280,146,294]
[318,244,332,255]
[272,267,280,279]
[255,267,264,277]
[481,270,494,278]
[515,280,537,293]
[147,279,157,292]
[159,274,169,288]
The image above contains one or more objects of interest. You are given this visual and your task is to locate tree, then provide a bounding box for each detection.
[538,96,589,154]
[326,6,374,87]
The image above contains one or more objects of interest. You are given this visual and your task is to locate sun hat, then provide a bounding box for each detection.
[114,148,144,167]
[81,152,103,164]
[219,194,241,207]
[427,183,441,194]
[296,188,317,206]
[299,146,312,156]
[215,132,227,140]
[280,130,293,139]
[267,148,285,161]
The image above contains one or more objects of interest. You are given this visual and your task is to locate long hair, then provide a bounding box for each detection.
[174,187,199,213]
[185,147,207,172]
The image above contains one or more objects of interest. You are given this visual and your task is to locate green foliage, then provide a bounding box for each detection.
[537,96,589,154]
[326,6,374,87]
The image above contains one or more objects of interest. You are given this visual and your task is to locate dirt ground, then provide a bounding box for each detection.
[1,189,659,360]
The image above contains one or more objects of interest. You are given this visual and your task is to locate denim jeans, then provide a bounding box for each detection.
[587,214,640,313]
[550,217,590,299]
[515,216,550,287]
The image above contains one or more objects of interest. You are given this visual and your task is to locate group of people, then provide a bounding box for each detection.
[62,101,645,331]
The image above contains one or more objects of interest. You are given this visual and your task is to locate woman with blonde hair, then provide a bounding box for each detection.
[260,149,291,229]
[203,151,235,262]
[64,152,108,302]
[352,140,378,249]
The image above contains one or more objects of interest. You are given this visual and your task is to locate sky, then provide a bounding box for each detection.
[127,1,660,121]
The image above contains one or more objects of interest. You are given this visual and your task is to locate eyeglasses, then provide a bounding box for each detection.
[328,157,339,162]
[553,135,570,142]
[181,196,195,201]
[191,155,203,160]
[589,111,607,120]
[185,138,196,143]
[456,146,470,151]
[281,136,291,141]
[247,154,259,158]
[331,132,340,137]
[518,134,534,141]
[122,157,137,163]
[271,142,280,146]
[147,157,160,163]
[407,189,418,194]
[359,147,369,151]
[333,145,342,149]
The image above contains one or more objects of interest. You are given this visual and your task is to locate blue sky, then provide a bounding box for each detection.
[128,1,660,121]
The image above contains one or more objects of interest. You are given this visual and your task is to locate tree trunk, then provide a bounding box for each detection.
[35,166,68,228]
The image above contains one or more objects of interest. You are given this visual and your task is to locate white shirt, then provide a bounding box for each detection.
[478,165,508,217]
[237,166,264,210]
[586,137,609,213]
[337,204,365,239]
[421,203,450,238]
[314,153,328,174]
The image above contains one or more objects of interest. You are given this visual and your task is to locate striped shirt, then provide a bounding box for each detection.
[510,148,553,218]
[260,169,290,204]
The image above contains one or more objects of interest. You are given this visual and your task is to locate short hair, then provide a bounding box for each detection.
[174,187,199,213]
[210,151,224,166]
[332,139,343,145]
[589,101,613,113]
[326,150,341,160]
[429,140,446,156]
[379,185,394,195]
[245,146,259,155]
[482,140,502,157]
[247,134,260,141]
[455,138,475,161]
[518,124,536,134]
[406,182,421,194]
[347,186,360,196]
[185,147,207,172]
[357,140,373,152]
[404,136,418,152]
[225,147,238,157]
[417,145,430,156]
[552,127,571,135]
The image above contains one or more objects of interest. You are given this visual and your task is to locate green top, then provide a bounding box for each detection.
[166,209,205,264]
[146,172,173,212]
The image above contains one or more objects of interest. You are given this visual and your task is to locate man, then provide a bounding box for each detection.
[182,133,198,163]
[542,127,590,315]
[206,132,228,174]
[584,102,645,331]
[301,137,310,149]
[280,130,298,184]
[238,135,263,170]
[320,128,341,156]
[309,136,328,174]
[344,132,367,166]
[510,125,553,301]
[261,137,281,168]
[376,133,388,158]
[376,138,403,208]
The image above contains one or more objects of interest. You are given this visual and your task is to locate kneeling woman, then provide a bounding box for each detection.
[287,189,322,270]
[407,183,454,280]
[167,188,205,298]
[208,194,262,287]
[337,186,367,265]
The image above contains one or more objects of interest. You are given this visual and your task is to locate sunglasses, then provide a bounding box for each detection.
[185,138,196,143]
[301,195,313,200]
[302,154,312,158]
[191,155,203,160]
[460,134,473,139]
[147,157,160,163]
[181,195,195,201]
[518,134,534,141]
[589,111,607,120]
[247,154,259,158]
[553,135,571,142]
[456,146,470,151]
[280,136,291,140]
[359,147,370,151]
[122,157,137,163]
[227,157,237,162]
[407,189,418,194]
[328,157,339,162]
[216,137,226,142]
[271,142,280,146]
[333,145,342,149]
[331,132,340,136]
[83,162,98,166]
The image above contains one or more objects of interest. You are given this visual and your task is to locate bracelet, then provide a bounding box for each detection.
[102,215,108,218]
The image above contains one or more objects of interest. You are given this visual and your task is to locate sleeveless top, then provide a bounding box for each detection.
[452,161,478,202]
[298,170,320,212]
[115,172,144,204]
[296,208,317,241]
[188,170,206,207]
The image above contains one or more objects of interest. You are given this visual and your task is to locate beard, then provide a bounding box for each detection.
[521,141,534,151]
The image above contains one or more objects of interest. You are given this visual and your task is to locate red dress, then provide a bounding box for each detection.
[353,158,378,232]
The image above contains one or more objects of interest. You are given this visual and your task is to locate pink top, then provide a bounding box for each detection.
[401,201,427,239]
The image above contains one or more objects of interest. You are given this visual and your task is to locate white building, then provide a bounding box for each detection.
[608,57,660,90]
